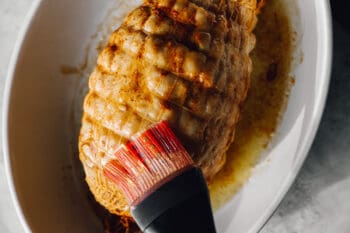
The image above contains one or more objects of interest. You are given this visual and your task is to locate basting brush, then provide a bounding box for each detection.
[103,121,217,233]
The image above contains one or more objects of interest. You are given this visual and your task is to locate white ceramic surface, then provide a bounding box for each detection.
[2,0,332,233]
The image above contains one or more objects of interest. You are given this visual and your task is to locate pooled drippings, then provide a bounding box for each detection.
[70,0,297,232]
[209,0,296,210]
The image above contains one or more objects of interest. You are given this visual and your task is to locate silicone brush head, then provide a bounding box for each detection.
[103,121,194,206]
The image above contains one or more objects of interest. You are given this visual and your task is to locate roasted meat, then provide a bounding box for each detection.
[79,0,258,218]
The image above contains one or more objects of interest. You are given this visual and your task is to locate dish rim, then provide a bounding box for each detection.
[2,0,333,232]
[2,0,43,232]
[252,0,333,232]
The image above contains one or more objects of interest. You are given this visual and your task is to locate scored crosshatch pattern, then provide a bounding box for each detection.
[1,1,350,233]
[79,0,258,221]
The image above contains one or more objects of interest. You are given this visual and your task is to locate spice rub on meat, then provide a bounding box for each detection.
[79,0,258,219]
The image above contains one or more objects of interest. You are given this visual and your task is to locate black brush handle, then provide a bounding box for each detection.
[131,167,217,233]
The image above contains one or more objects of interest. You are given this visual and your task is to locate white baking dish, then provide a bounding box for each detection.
[2,0,332,232]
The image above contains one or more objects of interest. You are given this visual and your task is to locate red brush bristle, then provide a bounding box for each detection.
[103,121,194,205]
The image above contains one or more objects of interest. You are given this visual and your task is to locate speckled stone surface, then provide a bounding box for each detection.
[0,1,349,232]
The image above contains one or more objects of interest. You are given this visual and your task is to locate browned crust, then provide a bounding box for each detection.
[78,0,258,222]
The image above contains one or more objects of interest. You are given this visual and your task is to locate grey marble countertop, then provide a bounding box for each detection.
[1,1,349,233]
